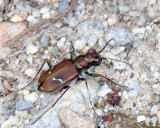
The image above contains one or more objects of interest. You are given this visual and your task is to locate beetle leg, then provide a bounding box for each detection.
[85,71,121,87]
[13,59,53,92]
[29,86,71,125]
[46,59,53,69]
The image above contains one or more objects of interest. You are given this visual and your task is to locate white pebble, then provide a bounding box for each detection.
[97,84,112,97]
[69,17,79,27]
[27,15,38,24]
[55,22,63,28]
[1,120,11,128]
[74,39,86,51]
[32,8,40,17]
[26,56,33,64]
[129,11,141,16]
[8,116,19,125]
[150,105,158,115]
[149,0,157,6]
[42,12,50,19]
[10,14,23,23]
[25,69,36,78]
[151,116,157,126]
[111,46,125,55]
[40,7,50,14]
[137,115,145,122]
[95,109,104,116]
[153,72,160,78]
[24,92,38,103]
[107,17,117,26]
[26,44,38,54]
[119,5,130,13]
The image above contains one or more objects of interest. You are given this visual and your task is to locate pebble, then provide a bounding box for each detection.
[69,17,79,27]
[10,14,23,23]
[40,7,50,14]
[107,17,117,26]
[24,92,39,103]
[74,39,86,51]
[151,116,157,126]
[24,68,37,78]
[0,22,27,59]
[95,109,104,116]
[41,35,50,47]
[59,107,96,128]
[76,2,85,11]
[55,22,63,28]
[58,0,69,13]
[16,2,24,11]
[1,120,11,128]
[105,26,134,46]
[32,8,40,17]
[97,84,112,97]
[137,115,146,122]
[150,105,158,115]
[119,5,130,13]
[15,100,34,111]
[26,44,38,54]
[111,46,125,55]
[128,90,137,97]
[27,15,38,25]
[8,115,19,125]
[129,11,141,17]
[42,12,50,19]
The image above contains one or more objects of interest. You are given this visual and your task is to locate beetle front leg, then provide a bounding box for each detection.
[85,71,121,87]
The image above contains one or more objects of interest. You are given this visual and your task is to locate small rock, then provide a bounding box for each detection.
[105,26,133,46]
[151,116,157,126]
[58,0,69,13]
[74,39,86,51]
[157,111,160,125]
[41,35,50,47]
[55,22,63,28]
[97,84,112,97]
[32,8,40,17]
[40,7,50,14]
[26,44,38,54]
[0,22,27,59]
[75,2,85,11]
[24,92,38,103]
[59,107,96,128]
[16,2,24,11]
[95,109,104,116]
[69,17,79,27]
[119,5,130,13]
[20,10,29,20]
[150,105,158,115]
[1,120,11,128]
[137,115,145,122]
[42,12,50,19]
[2,103,15,114]
[27,15,38,25]
[111,46,125,55]
[129,11,141,17]
[10,14,23,23]
[15,100,34,111]
[8,115,19,125]
[107,17,117,26]
[24,68,37,78]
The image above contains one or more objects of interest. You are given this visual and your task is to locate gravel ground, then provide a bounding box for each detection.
[0,0,160,128]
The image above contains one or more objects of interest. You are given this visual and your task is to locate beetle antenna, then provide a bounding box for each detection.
[102,57,133,70]
[98,38,114,53]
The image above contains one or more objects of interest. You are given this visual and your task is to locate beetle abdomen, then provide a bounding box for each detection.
[38,59,79,92]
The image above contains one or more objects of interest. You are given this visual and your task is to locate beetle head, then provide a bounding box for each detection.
[86,49,102,66]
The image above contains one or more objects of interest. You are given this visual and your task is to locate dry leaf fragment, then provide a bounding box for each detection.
[3,80,12,91]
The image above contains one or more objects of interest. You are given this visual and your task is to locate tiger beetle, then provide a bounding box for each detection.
[14,38,132,125]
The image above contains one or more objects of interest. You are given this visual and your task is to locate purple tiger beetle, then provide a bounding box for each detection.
[14,39,132,125]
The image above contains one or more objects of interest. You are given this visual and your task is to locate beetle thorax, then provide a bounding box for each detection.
[75,49,102,70]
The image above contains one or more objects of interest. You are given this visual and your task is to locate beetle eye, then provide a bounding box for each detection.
[95,58,99,61]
